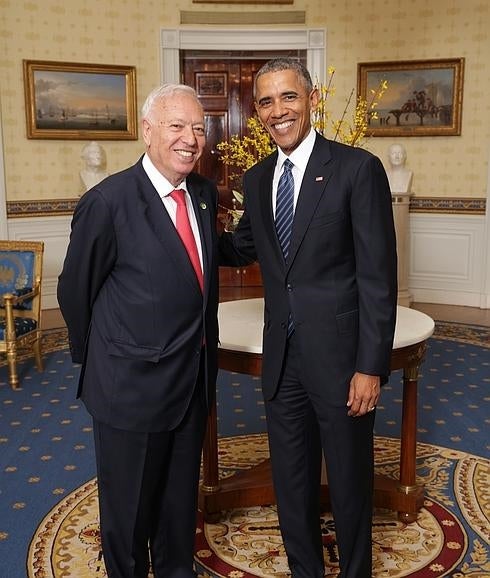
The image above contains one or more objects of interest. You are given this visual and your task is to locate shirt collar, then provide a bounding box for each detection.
[142,153,188,198]
[276,127,316,173]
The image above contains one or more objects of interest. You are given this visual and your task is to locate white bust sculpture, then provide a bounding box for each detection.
[386,143,413,194]
[80,141,109,191]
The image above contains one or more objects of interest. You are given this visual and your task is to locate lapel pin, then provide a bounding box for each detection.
[200,202,207,210]
[315,176,324,182]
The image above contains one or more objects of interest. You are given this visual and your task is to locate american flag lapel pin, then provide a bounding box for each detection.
[315,176,324,182]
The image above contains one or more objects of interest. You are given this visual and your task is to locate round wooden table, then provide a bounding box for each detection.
[200,299,435,523]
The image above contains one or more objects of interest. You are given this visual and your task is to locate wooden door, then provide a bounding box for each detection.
[183,58,268,210]
[183,57,269,291]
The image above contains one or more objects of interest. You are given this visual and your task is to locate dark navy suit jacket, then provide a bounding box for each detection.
[58,157,220,432]
[220,133,398,404]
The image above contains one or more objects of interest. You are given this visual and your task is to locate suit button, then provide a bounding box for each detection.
[287,283,293,291]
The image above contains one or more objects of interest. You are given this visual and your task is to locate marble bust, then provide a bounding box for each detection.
[386,143,413,194]
[80,141,109,191]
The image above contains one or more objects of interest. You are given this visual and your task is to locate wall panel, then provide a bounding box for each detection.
[8,212,488,311]
[8,216,71,309]
[409,214,486,306]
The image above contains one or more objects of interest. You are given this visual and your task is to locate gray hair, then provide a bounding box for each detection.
[253,57,313,98]
[141,84,201,123]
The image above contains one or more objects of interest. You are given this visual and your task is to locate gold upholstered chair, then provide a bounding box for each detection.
[0,240,44,389]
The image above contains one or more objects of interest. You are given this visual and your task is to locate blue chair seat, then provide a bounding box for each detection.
[0,317,37,339]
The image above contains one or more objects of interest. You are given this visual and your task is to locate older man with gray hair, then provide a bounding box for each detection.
[58,84,220,578]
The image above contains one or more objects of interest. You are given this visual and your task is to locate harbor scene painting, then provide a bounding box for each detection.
[23,61,137,140]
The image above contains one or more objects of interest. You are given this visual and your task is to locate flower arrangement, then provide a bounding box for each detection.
[312,67,388,147]
[217,67,388,227]
[216,116,275,227]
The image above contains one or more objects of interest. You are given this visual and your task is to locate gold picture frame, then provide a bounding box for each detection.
[23,60,138,140]
[357,58,464,137]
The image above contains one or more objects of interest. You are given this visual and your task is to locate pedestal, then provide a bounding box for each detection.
[392,192,412,307]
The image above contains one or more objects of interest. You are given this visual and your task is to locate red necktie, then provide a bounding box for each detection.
[170,189,204,292]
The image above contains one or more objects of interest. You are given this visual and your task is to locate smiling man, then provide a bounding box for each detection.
[58,84,220,578]
[219,58,398,578]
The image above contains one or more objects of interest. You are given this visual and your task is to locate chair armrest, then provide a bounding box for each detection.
[1,283,40,338]
[0,283,39,306]
[12,288,38,304]
[1,293,17,340]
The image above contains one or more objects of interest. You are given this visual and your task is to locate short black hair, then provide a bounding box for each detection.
[253,57,313,98]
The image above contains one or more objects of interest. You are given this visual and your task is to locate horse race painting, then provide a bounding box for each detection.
[357,58,464,137]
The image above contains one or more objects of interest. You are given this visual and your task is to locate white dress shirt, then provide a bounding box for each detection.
[142,153,203,271]
[272,127,316,218]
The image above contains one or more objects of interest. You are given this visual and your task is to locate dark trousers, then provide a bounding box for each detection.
[265,333,375,578]
[92,383,207,578]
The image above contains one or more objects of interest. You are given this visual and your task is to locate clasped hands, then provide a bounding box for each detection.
[347,372,380,417]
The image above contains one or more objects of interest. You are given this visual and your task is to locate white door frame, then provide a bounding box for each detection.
[0,91,9,238]
[160,28,326,86]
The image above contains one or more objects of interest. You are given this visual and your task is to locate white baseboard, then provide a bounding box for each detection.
[410,287,485,308]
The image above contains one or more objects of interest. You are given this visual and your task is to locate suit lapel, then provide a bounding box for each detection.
[187,175,213,297]
[286,135,334,271]
[257,152,284,263]
[136,162,206,294]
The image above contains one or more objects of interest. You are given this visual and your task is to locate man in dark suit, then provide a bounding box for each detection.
[58,84,220,578]
[220,58,397,577]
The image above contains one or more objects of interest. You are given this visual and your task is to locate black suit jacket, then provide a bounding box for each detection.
[58,158,220,432]
[220,133,398,405]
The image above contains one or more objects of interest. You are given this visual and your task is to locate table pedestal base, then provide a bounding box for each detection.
[199,459,424,524]
[200,340,429,525]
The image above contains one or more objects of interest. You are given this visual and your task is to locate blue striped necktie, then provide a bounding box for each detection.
[275,158,295,259]
[275,158,295,336]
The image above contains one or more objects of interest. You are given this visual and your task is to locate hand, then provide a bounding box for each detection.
[346,372,380,417]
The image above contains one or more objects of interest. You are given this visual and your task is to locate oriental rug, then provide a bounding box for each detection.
[0,323,489,578]
[27,434,489,578]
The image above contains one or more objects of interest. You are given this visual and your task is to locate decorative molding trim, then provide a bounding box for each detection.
[7,199,78,217]
[160,28,327,86]
[410,197,486,214]
[180,11,305,24]
[6,196,486,218]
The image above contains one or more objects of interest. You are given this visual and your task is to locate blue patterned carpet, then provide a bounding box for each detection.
[0,322,488,577]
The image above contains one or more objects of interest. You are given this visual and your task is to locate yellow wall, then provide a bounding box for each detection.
[0,0,489,201]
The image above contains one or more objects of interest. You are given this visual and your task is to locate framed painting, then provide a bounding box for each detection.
[357,58,464,136]
[23,60,138,140]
